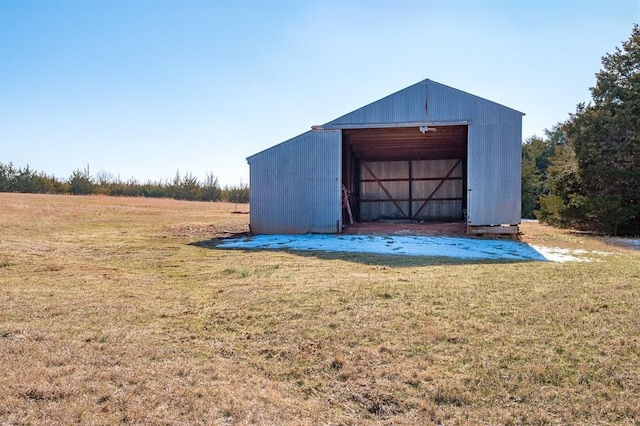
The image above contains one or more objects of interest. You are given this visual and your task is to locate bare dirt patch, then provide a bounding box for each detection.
[344,220,467,237]
[168,223,250,240]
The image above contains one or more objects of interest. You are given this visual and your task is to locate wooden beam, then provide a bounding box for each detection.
[360,197,462,203]
[361,162,408,218]
[467,225,520,235]
[411,159,462,219]
[360,177,463,183]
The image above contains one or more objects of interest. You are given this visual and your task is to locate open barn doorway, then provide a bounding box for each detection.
[342,125,468,225]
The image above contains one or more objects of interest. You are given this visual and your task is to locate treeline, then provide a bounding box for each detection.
[521,126,565,220]
[0,163,249,203]
[522,24,639,236]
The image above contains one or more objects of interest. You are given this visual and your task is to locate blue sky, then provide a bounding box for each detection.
[1,0,638,186]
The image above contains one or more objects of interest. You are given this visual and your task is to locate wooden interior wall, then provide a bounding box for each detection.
[359,159,464,220]
[342,126,467,222]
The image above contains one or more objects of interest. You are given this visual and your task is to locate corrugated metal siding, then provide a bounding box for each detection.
[467,115,522,225]
[249,130,342,234]
[423,81,522,225]
[247,78,523,232]
[328,82,427,125]
[326,80,522,128]
[426,80,523,122]
[426,81,478,121]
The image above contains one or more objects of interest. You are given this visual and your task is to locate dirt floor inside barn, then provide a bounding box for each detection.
[343,220,467,237]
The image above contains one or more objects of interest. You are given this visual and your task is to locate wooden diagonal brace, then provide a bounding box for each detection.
[361,162,408,218]
[412,159,462,219]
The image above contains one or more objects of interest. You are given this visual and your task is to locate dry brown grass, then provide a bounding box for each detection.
[1,193,639,425]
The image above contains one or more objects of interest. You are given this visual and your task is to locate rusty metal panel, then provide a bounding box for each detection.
[248,130,342,234]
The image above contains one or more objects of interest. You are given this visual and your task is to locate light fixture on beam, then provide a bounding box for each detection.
[419,126,436,134]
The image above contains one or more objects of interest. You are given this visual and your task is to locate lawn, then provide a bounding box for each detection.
[0,193,638,425]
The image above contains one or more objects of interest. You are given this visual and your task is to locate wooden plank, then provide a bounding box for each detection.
[361,162,408,218]
[361,197,462,203]
[360,177,463,183]
[342,185,354,226]
[412,159,462,219]
[344,125,468,161]
[408,160,412,218]
[467,225,519,235]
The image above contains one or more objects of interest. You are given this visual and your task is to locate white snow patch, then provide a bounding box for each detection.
[529,245,592,262]
[218,235,614,263]
[218,234,557,261]
[590,250,614,256]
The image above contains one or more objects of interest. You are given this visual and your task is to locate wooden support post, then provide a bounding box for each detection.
[467,225,520,238]
[342,185,354,226]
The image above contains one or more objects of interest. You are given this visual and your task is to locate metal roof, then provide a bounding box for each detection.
[316,79,523,131]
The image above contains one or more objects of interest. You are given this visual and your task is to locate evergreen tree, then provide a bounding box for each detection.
[538,25,640,235]
[537,143,584,227]
[0,162,16,192]
[521,135,557,218]
[69,167,94,195]
[178,173,202,201]
[224,182,250,205]
[202,172,221,201]
[0,161,245,203]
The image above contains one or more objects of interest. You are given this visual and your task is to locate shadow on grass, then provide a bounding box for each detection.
[189,237,541,267]
[600,236,640,251]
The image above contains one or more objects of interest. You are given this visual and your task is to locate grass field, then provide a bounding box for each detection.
[1,193,639,425]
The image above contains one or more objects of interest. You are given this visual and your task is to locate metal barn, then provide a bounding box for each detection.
[247,79,524,235]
